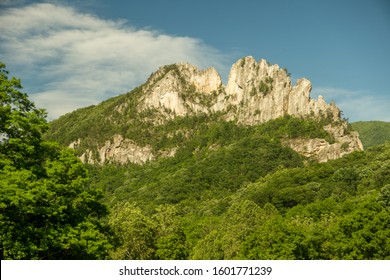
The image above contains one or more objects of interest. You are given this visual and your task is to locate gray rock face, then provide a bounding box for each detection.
[69,56,363,164]
[218,56,341,124]
[283,123,363,163]
[140,63,223,117]
[139,56,343,125]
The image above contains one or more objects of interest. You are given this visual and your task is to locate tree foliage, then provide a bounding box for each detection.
[86,115,390,259]
[0,63,111,259]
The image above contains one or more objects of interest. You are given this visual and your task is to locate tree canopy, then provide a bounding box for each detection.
[0,62,111,259]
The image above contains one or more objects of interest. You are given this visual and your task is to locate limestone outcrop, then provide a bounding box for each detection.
[214,56,341,124]
[140,63,223,117]
[69,135,154,164]
[283,123,363,162]
[67,56,363,164]
[138,56,343,125]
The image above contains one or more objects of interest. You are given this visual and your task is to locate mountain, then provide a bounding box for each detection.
[46,56,363,164]
[351,121,390,148]
[41,57,390,260]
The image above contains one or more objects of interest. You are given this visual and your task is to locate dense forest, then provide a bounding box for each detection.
[1,62,389,260]
[87,119,390,260]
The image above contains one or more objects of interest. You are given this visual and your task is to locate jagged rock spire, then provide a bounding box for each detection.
[68,56,363,164]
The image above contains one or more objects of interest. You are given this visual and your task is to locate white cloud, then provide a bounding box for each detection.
[312,87,390,122]
[0,3,227,119]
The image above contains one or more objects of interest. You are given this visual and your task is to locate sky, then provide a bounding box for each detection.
[0,0,389,121]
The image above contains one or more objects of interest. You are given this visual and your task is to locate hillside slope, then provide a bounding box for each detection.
[351,121,390,148]
[88,130,390,260]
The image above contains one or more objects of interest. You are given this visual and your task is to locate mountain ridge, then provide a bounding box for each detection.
[351,121,390,148]
[47,56,363,164]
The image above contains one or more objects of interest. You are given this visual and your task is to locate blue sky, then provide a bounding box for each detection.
[0,0,389,121]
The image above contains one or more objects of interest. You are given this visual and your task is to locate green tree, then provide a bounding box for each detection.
[0,62,47,170]
[241,216,299,259]
[333,193,390,259]
[0,62,111,259]
[109,203,156,259]
[153,205,188,260]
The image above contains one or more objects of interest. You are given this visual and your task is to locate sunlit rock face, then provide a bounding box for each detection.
[69,56,363,164]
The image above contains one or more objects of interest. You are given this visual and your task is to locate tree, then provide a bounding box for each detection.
[0,62,111,259]
[153,205,188,260]
[109,203,156,259]
[0,62,47,170]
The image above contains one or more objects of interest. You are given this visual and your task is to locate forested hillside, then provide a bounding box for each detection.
[87,119,390,260]
[351,121,390,148]
[1,61,389,260]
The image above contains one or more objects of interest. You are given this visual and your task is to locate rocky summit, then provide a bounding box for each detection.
[50,56,363,164]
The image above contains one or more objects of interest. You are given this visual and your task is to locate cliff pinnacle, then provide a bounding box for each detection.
[50,56,363,164]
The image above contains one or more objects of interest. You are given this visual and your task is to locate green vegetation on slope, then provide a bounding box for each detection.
[46,86,143,151]
[2,62,390,260]
[46,64,223,156]
[351,121,390,148]
[86,117,390,259]
[86,139,390,260]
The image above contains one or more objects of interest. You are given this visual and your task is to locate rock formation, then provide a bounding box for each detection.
[139,63,223,117]
[214,56,341,124]
[68,56,363,164]
[283,123,363,162]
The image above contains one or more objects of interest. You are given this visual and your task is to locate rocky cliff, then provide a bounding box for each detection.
[63,56,363,164]
[220,57,341,124]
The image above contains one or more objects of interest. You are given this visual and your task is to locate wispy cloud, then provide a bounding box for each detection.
[312,87,390,122]
[0,3,227,119]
